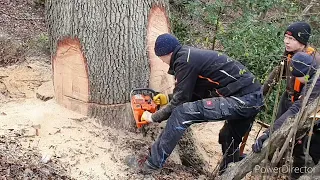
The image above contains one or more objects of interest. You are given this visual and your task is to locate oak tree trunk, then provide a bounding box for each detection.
[46,0,174,131]
[46,1,210,172]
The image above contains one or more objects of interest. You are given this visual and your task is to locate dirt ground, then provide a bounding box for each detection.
[0,57,266,179]
[0,58,204,179]
[0,1,268,179]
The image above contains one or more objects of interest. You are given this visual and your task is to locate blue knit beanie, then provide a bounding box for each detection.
[154,33,180,56]
[290,52,317,77]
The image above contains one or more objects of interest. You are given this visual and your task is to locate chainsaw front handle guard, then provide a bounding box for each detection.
[130,88,157,99]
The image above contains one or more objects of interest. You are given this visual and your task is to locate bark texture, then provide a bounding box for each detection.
[46,0,171,130]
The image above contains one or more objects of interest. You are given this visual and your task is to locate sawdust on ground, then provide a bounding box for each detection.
[0,57,267,180]
[0,58,203,179]
[0,85,199,179]
[190,121,265,172]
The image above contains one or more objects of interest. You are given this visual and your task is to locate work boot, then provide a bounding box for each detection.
[125,153,159,174]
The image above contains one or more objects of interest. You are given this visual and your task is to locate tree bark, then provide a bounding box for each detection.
[46,0,173,131]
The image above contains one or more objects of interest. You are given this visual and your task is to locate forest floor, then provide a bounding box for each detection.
[0,1,265,179]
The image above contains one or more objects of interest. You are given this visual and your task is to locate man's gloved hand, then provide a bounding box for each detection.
[153,94,168,106]
[252,132,269,153]
[141,111,153,123]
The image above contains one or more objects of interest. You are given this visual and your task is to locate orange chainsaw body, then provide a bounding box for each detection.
[130,88,158,128]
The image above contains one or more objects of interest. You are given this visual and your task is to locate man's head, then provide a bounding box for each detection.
[284,22,311,52]
[154,33,180,65]
[290,52,317,83]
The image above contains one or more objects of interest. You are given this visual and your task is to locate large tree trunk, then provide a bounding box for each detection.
[46,0,174,131]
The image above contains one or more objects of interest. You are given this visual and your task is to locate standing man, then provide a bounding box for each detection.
[253,52,320,179]
[258,21,320,179]
[263,21,320,119]
[127,33,263,174]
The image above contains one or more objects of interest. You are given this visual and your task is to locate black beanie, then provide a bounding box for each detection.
[290,52,317,77]
[154,33,180,56]
[285,22,311,45]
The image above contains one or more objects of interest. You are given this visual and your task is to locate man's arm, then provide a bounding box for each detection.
[272,78,320,131]
[151,61,198,122]
[253,76,320,153]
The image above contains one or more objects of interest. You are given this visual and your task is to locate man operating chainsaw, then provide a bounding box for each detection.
[126,33,264,174]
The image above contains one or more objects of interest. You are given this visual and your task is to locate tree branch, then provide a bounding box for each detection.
[300,0,318,19]
[216,67,320,180]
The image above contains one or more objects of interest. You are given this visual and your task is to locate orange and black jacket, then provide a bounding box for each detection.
[151,45,261,122]
[263,47,320,102]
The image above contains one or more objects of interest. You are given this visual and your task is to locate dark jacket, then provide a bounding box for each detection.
[263,47,320,99]
[151,45,261,122]
[272,75,320,131]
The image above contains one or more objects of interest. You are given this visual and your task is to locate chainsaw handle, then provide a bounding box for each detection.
[130,88,157,98]
[137,120,149,126]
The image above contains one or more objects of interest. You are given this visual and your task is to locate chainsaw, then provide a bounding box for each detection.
[130,88,159,129]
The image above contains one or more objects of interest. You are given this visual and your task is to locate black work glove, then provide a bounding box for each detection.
[252,132,269,153]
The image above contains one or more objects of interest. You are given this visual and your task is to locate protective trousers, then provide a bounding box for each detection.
[147,90,263,173]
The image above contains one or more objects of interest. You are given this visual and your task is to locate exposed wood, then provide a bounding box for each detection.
[52,38,89,115]
[147,6,174,94]
[36,81,54,101]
